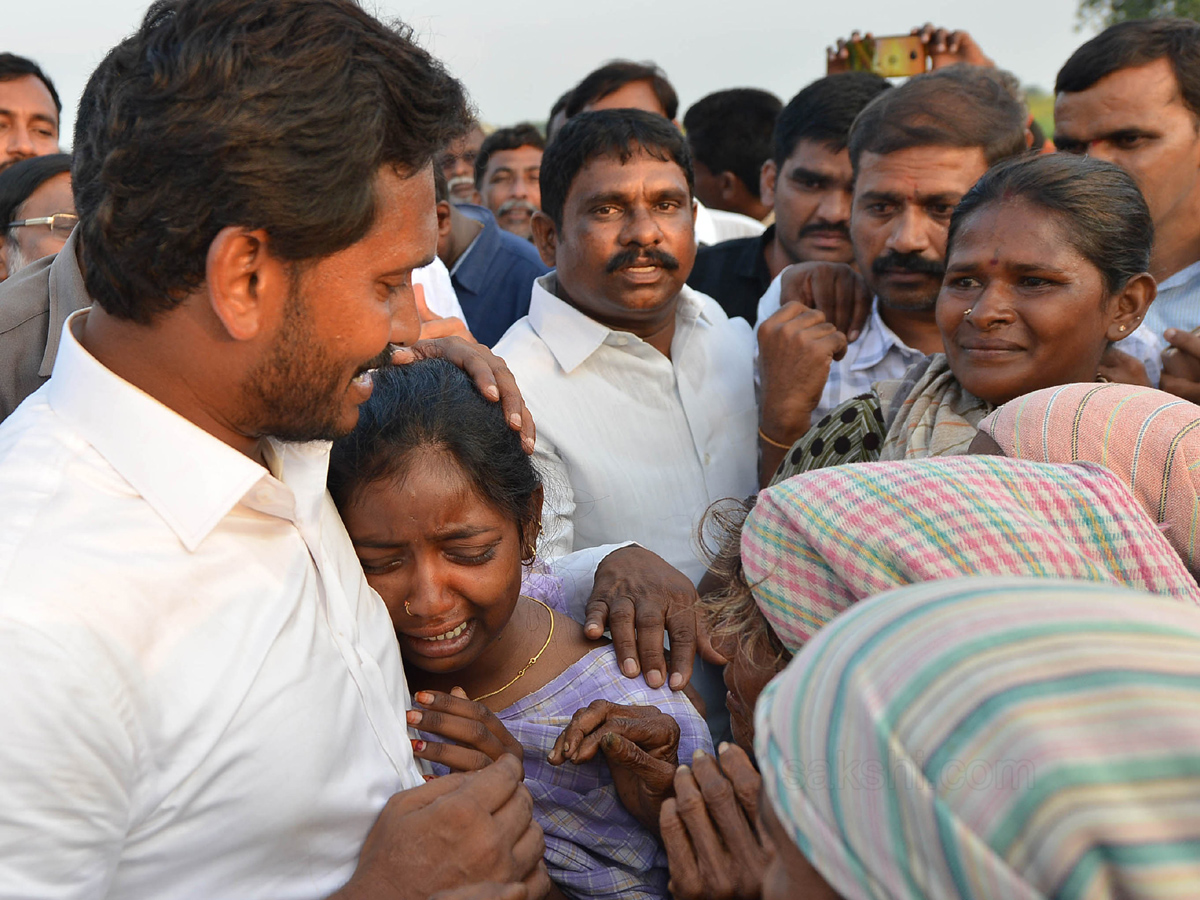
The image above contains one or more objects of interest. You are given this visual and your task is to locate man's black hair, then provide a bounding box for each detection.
[0,153,71,228]
[683,88,782,199]
[72,0,471,324]
[774,73,890,165]
[1056,18,1200,116]
[0,53,62,115]
[474,123,545,187]
[848,66,1027,171]
[564,60,678,120]
[539,108,693,230]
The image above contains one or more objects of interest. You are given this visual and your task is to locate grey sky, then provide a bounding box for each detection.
[9,0,1092,145]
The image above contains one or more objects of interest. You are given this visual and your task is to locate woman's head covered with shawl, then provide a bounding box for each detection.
[755,577,1200,900]
[742,456,1199,652]
[979,382,1200,577]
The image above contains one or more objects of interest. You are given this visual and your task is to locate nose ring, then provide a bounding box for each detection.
[404,601,413,616]
[964,308,973,318]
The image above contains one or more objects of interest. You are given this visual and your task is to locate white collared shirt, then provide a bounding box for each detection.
[493,276,757,583]
[1143,259,1200,337]
[0,311,424,899]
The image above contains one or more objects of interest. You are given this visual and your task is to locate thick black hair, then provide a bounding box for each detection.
[1056,18,1200,115]
[683,88,782,199]
[0,53,62,115]
[0,153,71,227]
[474,123,545,187]
[328,359,541,549]
[564,60,679,120]
[947,152,1153,296]
[72,0,472,325]
[848,66,1027,171]
[774,73,890,165]
[538,108,693,230]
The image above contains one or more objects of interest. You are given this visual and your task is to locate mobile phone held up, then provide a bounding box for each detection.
[839,35,927,78]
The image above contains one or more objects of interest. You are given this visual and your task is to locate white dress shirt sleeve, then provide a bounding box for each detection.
[0,623,136,899]
[755,270,786,332]
[551,541,637,621]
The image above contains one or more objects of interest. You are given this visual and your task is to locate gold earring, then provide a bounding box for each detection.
[1118,324,1127,332]
[964,308,973,318]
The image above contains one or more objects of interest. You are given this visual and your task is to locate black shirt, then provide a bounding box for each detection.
[687,225,774,324]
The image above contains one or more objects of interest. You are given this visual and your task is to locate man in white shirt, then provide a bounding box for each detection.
[0,4,549,898]
[495,109,757,609]
[1054,19,1200,400]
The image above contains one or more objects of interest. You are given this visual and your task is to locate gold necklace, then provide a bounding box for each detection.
[472,596,555,702]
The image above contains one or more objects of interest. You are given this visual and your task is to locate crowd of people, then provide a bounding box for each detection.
[4,1,1200,898]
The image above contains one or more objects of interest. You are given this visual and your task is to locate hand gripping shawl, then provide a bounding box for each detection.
[742,455,1200,652]
[755,577,1200,900]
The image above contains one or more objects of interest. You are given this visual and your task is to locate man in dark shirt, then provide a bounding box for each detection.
[688,74,889,323]
[434,167,548,346]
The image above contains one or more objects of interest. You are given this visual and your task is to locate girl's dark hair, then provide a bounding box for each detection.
[947,152,1153,296]
[328,360,541,555]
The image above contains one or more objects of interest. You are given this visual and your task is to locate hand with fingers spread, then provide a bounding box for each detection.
[1098,345,1153,387]
[660,745,769,900]
[408,687,526,775]
[549,700,681,831]
[911,23,994,69]
[332,755,548,900]
[1161,328,1200,403]
[583,546,725,692]
[389,338,535,454]
[757,295,850,486]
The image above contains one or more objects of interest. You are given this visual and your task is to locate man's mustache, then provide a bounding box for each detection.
[871,250,945,278]
[447,175,476,195]
[605,247,681,274]
[497,198,538,217]
[798,220,850,239]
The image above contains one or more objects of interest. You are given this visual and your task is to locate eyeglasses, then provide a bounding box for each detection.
[6,213,79,237]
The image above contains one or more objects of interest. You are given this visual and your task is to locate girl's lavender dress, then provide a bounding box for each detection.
[428,569,713,900]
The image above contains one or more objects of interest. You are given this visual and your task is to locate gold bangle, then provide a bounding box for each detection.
[758,427,793,450]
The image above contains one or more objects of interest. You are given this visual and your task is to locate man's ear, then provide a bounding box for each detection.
[760,159,778,208]
[530,211,558,267]
[0,241,9,282]
[205,226,289,342]
[1107,271,1156,343]
[718,170,741,205]
[436,200,453,240]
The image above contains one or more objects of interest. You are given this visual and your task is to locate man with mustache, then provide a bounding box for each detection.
[492,109,752,724]
[475,123,544,241]
[440,120,485,205]
[0,54,61,174]
[687,74,889,324]
[756,66,1028,481]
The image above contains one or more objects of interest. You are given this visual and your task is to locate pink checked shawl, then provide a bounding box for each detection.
[743,456,1200,652]
[980,383,1200,577]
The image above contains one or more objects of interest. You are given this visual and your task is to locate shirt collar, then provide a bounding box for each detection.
[449,204,502,291]
[40,229,90,377]
[46,309,330,551]
[527,273,712,374]
[1158,259,1200,292]
[849,300,926,371]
